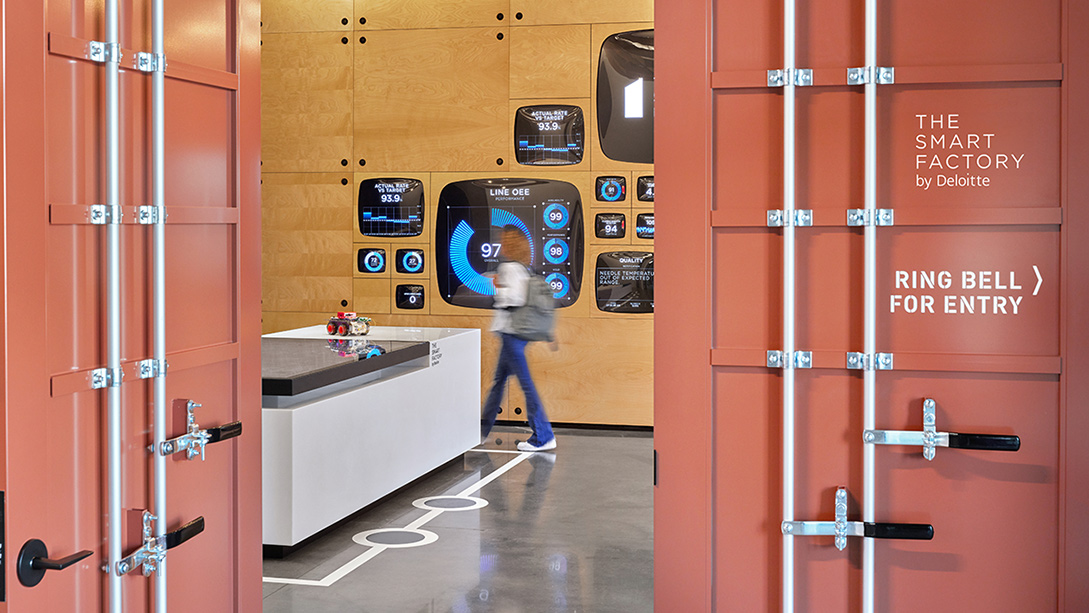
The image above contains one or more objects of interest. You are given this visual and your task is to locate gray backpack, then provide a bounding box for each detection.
[509,267,556,342]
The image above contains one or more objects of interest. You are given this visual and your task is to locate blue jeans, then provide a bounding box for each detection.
[481,333,554,446]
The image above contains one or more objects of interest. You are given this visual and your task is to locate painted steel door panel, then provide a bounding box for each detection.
[2,0,260,609]
[656,0,1087,610]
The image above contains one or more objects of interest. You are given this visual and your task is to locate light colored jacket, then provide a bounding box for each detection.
[490,261,529,333]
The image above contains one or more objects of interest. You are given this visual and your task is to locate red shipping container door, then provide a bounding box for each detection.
[0,0,261,610]
[656,0,1089,611]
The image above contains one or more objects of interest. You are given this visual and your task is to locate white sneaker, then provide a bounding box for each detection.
[517,438,557,452]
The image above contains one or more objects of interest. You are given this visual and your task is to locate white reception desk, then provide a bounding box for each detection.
[261,325,481,548]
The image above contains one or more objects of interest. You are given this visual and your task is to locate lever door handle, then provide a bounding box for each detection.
[863,522,934,541]
[207,421,242,444]
[17,539,93,587]
[165,516,205,550]
[947,433,1020,452]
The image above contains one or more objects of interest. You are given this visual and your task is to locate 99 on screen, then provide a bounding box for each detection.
[435,178,585,309]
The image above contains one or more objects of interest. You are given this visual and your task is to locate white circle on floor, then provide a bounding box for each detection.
[412,496,489,511]
[353,528,438,548]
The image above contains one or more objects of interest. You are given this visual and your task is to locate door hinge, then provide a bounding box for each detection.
[91,367,124,389]
[88,41,122,64]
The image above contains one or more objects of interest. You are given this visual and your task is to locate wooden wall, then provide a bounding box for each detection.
[261,0,654,426]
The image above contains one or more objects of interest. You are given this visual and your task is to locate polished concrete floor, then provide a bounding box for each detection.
[261,426,654,612]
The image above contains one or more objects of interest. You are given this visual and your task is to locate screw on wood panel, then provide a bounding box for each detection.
[359,17,366,25]
[497,33,504,40]
[341,159,348,166]
[359,36,366,44]
[341,37,348,44]
[515,12,523,20]
[497,13,504,20]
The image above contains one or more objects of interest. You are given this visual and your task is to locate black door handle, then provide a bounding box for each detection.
[164,516,205,550]
[207,421,242,444]
[17,539,93,587]
[863,522,935,541]
[947,433,1020,452]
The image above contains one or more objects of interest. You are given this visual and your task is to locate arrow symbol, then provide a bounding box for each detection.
[1033,265,1043,296]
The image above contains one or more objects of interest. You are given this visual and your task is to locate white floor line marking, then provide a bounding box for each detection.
[404,509,443,531]
[261,450,533,587]
[468,448,525,455]
[457,452,532,497]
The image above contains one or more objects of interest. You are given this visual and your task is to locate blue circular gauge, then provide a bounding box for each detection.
[543,204,569,229]
[449,210,537,296]
[543,239,569,264]
[545,273,569,299]
[363,250,385,273]
[600,179,623,201]
[402,251,423,273]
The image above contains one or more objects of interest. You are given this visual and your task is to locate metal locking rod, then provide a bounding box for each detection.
[158,401,243,461]
[864,398,1021,460]
[116,512,205,577]
[781,488,934,551]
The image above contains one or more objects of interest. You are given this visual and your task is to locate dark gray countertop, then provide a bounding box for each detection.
[261,337,430,396]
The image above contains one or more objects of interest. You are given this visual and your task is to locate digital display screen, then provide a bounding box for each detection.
[358,178,424,237]
[436,178,584,309]
[596,251,654,313]
[515,105,585,166]
[395,284,425,310]
[597,30,654,163]
[635,213,654,239]
[637,176,654,202]
[595,213,626,239]
[596,176,626,202]
[396,249,425,274]
[358,248,386,273]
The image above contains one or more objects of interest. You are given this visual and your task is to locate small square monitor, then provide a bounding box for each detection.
[595,213,626,239]
[395,284,425,310]
[597,30,654,163]
[595,176,627,202]
[596,251,654,313]
[635,213,654,239]
[515,105,585,166]
[637,176,654,202]
[395,249,425,274]
[358,178,424,237]
[358,248,386,274]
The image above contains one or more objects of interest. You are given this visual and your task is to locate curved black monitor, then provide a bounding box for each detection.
[358,178,424,237]
[436,178,584,309]
[596,251,654,313]
[597,29,654,164]
[515,105,585,166]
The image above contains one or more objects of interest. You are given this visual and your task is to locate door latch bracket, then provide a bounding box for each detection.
[846,352,894,371]
[864,397,1021,460]
[767,350,813,369]
[115,511,205,576]
[782,487,933,550]
[156,400,243,461]
[847,66,895,85]
[767,209,813,227]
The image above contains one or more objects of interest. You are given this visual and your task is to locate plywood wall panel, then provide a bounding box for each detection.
[354,278,392,314]
[506,316,653,425]
[264,276,354,313]
[261,0,353,33]
[262,311,333,335]
[510,0,653,26]
[510,25,591,99]
[261,32,354,172]
[354,28,509,171]
[356,0,509,31]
